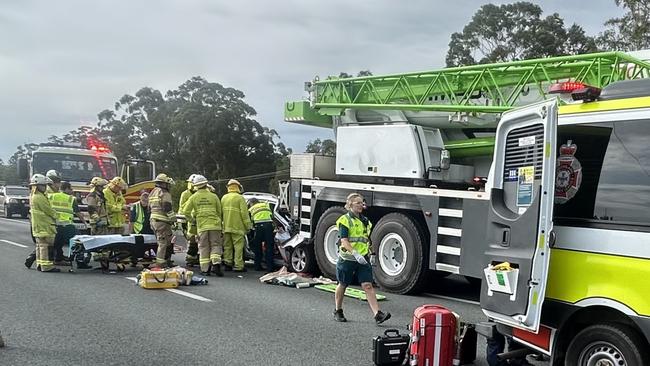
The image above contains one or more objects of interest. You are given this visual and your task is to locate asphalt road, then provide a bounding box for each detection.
[0,217,545,366]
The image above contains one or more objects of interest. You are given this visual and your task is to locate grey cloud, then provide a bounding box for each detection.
[0,0,623,161]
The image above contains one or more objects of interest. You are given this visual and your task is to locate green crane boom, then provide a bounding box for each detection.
[285,52,650,128]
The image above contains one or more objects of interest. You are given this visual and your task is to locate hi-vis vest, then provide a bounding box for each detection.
[249,202,272,224]
[133,202,145,234]
[49,192,75,225]
[336,212,372,260]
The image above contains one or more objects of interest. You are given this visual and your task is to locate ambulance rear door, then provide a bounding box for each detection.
[480,99,557,333]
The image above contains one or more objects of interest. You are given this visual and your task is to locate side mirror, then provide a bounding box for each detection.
[17,158,29,181]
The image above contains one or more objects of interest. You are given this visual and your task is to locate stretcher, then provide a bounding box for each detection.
[69,234,158,272]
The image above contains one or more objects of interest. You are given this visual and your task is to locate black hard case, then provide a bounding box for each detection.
[372,328,409,366]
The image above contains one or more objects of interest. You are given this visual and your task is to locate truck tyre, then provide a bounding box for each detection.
[565,323,650,366]
[289,244,317,274]
[313,206,346,280]
[371,212,427,294]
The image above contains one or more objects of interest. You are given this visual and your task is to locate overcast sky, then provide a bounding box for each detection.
[0,0,623,162]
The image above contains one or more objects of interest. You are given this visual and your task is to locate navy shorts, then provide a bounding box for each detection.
[336,258,373,286]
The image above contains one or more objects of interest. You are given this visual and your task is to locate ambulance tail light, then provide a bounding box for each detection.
[548,81,601,102]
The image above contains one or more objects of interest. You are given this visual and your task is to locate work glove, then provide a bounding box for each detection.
[352,251,368,265]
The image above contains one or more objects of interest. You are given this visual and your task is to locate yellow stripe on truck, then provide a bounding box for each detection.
[546,248,650,316]
[559,96,650,115]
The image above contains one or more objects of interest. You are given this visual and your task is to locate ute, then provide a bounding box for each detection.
[282,51,650,364]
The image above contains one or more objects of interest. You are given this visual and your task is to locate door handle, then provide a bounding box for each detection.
[548,230,556,248]
[501,228,510,247]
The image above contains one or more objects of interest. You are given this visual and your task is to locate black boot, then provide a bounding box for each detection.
[211,264,224,277]
[374,311,391,325]
[24,252,36,268]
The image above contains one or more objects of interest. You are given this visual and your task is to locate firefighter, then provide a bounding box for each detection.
[248,197,275,272]
[220,179,252,272]
[333,193,390,324]
[181,175,224,277]
[45,169,62,194]
[104,177,127,235]
[179,174,199,267]
[86,177,109,235]
[28,174,60,273]
[149,173,176,268]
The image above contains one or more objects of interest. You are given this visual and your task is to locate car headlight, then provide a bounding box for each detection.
[8,198,17,203]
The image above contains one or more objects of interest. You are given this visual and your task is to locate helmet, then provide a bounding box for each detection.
[186,174,197,183]
[46,169,61,183]
[110,176,127,190]
[191,175,208,188]
[154,173,175,185]
[30,174,51,186]
[90,177,109,187]
[227,179,242,190]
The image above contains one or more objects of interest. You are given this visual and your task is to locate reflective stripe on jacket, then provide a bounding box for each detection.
[181,188,222,234]
[31,190,58,237]
[48,192,75,224]
[150,187,174,223]
[249,202,273,224]
[336,212,372,260]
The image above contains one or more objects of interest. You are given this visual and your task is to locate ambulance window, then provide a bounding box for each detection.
[554,120,650,229]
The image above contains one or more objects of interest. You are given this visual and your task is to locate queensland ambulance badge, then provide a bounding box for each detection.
[555,140,582,204]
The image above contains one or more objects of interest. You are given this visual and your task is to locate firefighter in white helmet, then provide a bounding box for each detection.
[149,173,176,267]
[181,175,224,276]
[179,174,199,267]
[28,174,60,272]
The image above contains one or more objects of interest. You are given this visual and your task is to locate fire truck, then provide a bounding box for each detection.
[281,51,650,364]
[17,142,156,232]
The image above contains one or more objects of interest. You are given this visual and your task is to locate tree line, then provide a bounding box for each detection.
[1,1,648,189]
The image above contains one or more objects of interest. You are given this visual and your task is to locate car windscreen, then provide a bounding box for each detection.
[32,152,118,182]
[6,187,30,196]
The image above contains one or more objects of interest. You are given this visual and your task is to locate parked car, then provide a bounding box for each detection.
[0,185,30,218]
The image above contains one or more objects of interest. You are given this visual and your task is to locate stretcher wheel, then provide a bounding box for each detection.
[116,263,126,272]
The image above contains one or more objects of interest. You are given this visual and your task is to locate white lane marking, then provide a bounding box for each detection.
[125,277,213,302]
[423,292,480,306]
[0,239,29,248]
[0,217,30,225]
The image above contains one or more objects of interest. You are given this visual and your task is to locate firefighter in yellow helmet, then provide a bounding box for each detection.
[181,175,224,276]
[221,179,252,272]
[86,177,109,235]
[28,174,60,272]
[104,177,127,235]
[179,174,199,267]
[149,173,176,267]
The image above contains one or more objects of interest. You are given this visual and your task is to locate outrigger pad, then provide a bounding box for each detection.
[314,284,386,301]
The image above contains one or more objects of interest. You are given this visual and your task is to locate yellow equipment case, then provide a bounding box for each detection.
[138,269,181,289]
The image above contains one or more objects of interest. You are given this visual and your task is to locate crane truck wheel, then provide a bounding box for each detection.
[313,206,347,280]
[371,212,426,295]
[565,323,649,366]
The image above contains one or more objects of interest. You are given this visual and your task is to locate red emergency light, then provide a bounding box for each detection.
[89,144,111,153]
[548,81,601,102]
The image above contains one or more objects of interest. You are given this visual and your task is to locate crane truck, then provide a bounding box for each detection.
[281,51,650,365]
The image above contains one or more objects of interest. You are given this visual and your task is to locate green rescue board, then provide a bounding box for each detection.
[314,284,386,301]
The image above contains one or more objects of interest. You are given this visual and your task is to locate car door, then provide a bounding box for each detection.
[480,99,557,333]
